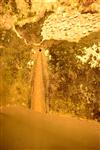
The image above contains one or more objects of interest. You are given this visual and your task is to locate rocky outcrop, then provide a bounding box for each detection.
[41,9,100,42]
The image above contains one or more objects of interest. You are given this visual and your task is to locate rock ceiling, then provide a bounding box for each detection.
[41,9,100,42]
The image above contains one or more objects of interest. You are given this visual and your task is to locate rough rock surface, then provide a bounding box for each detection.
[41,9,100,42]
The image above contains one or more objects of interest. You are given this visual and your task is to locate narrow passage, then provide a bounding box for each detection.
[31,50,46,112]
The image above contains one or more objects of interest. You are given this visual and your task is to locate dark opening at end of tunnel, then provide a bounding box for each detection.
[39,49,42,52]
